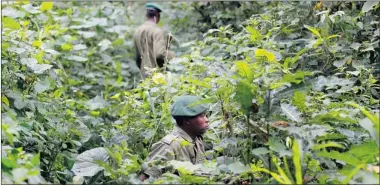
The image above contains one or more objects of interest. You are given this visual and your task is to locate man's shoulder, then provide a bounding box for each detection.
[161,133,178,145]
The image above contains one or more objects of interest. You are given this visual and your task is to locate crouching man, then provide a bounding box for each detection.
[139,95,209,181]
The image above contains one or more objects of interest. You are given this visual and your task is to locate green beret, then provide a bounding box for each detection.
[145,3,163,12]
[171,95,209,117]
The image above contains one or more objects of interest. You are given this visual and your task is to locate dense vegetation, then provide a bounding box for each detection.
[1,1,379,184]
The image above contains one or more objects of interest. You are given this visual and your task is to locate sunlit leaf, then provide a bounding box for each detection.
[3,17,21,30]
[40,2,53,11]
[304,25,321,38]
[255,49,276,62]
[312,142,345,151]
[235,61,254,80]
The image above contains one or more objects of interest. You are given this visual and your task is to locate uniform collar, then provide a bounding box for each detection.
[144,21,158,26]
[174,126,196,143]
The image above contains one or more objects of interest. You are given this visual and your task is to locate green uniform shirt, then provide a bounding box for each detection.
[133,21,175,78]
[142,126,206,178]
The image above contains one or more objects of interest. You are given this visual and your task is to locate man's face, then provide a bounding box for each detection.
[187,112,209,136]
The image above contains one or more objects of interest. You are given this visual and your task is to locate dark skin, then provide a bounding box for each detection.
[139,112,209,182]
[147,10,160,24]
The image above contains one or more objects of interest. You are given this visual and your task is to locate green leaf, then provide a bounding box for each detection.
[34,78,50,94]
[2,17,21,30]
[362,1,379,13]
[255,49,276,62]
[235,61,254,80]
[292,140,303,184]
[312,142,345,151]
[27,169,40,176]
[304,25,321,38]
[346,102,379,127]
[317,150,361,165]
[112,38,124,46]
[281,103,303,123]
[32,40,42,48]
[234,81,255,112]
[310,110,357,124]
[61,43,73,51]
[316,133,347,141]
[2,158,17,168]
[228,161,251,174]
[291,91,306,112]
[246,26,262,41]
[348,140,379,162]
[30,153,40,166]
[2,95,10,106]
[252,147,270,155]
[40,2,54,11]
[342,163,365,184]
[71,147,109,177]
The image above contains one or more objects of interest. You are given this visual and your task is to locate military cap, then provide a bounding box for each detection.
[170,95,209,117]
[145,3,163,12]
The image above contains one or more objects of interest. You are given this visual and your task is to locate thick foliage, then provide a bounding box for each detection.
[1,1,379,184]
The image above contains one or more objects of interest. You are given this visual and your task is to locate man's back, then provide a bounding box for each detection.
[134,21,172,78]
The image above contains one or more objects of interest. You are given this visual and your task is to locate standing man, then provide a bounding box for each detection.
[134,3,175,79]
[139,95,209,181]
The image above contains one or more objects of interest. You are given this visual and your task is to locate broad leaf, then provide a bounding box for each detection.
[3,17,21,30]
[228,161,251,174]
[71,147,109,177]
[252,147,270,155]
[255,49,276,62]
[85,96,109,111]
[317,150,361,166]
[362,1,379,13]
[40,2,54,11]
[234,81,255,112]
[34,78,50,94]
[235,61,254,80]
[281,103,303,123]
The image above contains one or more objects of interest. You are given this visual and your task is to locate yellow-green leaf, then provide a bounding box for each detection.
[112,38,124,46]
[255,49,276,62]
[346,102,379,127]
[32,40,42,48]
[304,25,321,38]
[2,17,21,30]
[61,43,73,51]
[312,142,345,151]
[292,139,303,184]
[90,111,100,117]
[235,61,254,80]
[40,2,54,11]
[342,163,365,184]
[152,73,167,85]
[246,26,262,41]
[2,95,9,106]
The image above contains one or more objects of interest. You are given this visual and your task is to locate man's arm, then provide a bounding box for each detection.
[153,29,175,66]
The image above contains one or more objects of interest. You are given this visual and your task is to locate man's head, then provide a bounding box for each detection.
[171,95,209,136]
[145,3,162,23]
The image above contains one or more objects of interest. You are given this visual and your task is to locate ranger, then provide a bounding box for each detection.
[139,95,209,181]
[134,3,175,79]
